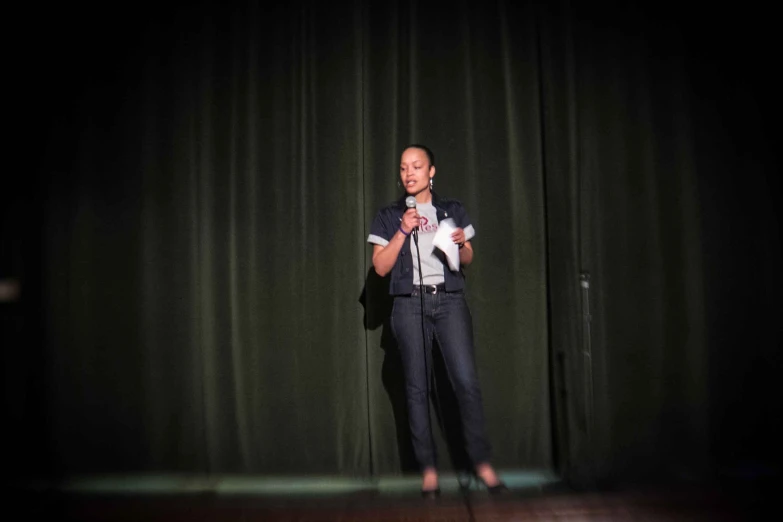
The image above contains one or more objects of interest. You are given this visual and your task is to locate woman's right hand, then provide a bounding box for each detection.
[400,208,420,234]
[373,208,419,276]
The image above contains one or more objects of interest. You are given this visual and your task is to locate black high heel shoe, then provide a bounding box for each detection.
[475,474,509,495]
[483,481,509,495]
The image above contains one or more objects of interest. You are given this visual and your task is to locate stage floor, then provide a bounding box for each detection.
[12,471,770,521]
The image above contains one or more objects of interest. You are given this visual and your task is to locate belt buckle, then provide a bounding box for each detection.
[429,285,438,295]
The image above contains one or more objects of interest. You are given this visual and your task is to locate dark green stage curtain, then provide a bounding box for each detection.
[5,0,778,483]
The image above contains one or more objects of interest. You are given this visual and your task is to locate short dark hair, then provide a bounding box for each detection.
[403,144,435,167]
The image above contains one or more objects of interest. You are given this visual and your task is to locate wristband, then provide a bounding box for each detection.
[399,226,411,236]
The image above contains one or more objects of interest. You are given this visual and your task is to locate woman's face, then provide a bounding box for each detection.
[400,147,434,195]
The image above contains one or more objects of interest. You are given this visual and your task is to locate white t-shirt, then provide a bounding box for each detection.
[410,202,446,285]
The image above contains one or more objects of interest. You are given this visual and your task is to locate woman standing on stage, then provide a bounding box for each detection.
[367,144,507,497]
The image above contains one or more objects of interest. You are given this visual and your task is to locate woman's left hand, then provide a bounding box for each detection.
[451,228,466,247]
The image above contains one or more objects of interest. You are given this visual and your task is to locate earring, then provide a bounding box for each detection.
[429,178,434,190]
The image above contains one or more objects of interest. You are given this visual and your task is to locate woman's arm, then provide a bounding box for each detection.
[458,240,473,267]
[372,208,419,277]
[451,227,474,267]
[372,233,407,277]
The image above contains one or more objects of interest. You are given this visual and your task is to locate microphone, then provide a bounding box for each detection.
[405,196,418,239]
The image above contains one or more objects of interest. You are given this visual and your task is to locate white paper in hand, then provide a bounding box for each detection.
[433,218,460,271]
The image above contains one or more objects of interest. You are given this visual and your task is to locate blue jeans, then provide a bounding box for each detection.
[391,289,492,469]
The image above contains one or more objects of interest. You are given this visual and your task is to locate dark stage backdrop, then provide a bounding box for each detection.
[4,0,779,484]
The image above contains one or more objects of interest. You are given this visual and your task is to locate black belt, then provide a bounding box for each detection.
[412,284,446,295]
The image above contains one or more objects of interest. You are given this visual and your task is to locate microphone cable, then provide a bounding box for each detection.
[411,228,438,478]
[406,196,440,473]
[413,227,460,505]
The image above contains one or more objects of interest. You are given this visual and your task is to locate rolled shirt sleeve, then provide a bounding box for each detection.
[367,210,395,247]
[452,201,475,241]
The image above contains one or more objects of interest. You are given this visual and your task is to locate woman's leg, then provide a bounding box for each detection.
[432,292,493,468]
[391,295,438,472]
[433,292,506,489]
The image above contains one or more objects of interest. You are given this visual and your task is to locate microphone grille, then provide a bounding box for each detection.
[405,196,416,208]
